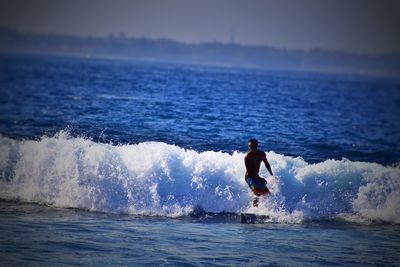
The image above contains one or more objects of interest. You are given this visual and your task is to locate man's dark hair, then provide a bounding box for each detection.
[248,138,258,147]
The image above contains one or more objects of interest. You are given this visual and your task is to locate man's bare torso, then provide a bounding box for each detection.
[244,150,266,178]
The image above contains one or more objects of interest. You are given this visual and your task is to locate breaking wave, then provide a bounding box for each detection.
[1,131,399,224]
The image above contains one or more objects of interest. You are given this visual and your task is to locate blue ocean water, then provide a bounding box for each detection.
[1,202,400,266]
[1,54,400,163]
[1,54,400,266]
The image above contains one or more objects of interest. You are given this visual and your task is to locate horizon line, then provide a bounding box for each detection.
[1,26,398,57]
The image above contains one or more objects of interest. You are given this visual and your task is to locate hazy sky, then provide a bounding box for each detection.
[1,0,399,54]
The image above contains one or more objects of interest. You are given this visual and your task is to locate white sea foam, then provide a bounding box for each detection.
[0,131,399,224]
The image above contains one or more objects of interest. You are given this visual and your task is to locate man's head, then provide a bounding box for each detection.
[248,138,258,151]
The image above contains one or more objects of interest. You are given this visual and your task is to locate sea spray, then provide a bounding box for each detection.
[0,131,399,224]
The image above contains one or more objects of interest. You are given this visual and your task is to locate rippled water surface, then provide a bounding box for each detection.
[1,202,400,266]
[1,54,399,163]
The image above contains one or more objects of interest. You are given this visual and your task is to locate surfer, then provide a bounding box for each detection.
[244,138,273,207]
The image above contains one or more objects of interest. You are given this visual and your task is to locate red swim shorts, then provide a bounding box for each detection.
[245,177,270,196]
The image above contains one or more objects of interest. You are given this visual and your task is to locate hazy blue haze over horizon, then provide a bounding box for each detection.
[1,0,400,55]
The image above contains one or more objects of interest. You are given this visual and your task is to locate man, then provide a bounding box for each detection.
[244,138,274,207]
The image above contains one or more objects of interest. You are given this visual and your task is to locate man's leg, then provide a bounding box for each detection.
[253,196,259,207]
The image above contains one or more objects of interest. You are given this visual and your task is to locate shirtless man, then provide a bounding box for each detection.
[244,138,274,207]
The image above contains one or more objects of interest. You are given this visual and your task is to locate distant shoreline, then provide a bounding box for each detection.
[1,27,399,77]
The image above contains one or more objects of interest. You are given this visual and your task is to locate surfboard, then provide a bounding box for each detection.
[240,213,270,224]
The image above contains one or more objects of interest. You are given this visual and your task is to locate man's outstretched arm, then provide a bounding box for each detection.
[263,153,274,176]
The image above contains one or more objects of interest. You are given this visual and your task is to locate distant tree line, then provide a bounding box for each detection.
[0,27,399,76]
